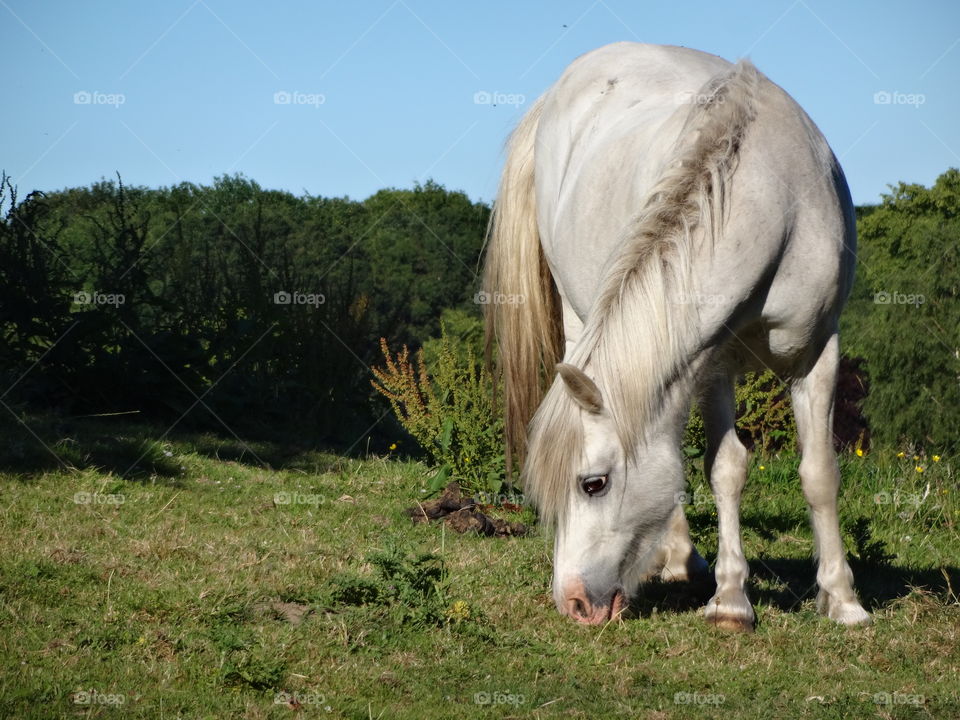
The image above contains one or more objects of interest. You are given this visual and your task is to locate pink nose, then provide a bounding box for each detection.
[561,581,626,624]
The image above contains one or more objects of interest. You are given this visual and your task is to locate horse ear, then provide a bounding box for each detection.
[556,363,603,413]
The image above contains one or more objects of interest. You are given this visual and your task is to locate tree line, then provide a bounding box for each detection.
[1,168,956,453]
[0,173,488,448]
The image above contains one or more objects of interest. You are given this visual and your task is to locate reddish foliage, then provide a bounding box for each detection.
[833,355,870,452]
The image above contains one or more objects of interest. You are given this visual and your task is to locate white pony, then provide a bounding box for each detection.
[483,42,869,630]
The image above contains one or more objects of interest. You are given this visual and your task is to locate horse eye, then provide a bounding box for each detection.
[581,474,609,497]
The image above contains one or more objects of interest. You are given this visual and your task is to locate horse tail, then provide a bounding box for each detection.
[575,59,761,454]
[482,95,562,473]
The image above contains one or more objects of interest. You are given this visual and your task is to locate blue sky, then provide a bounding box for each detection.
[1,0,958,206]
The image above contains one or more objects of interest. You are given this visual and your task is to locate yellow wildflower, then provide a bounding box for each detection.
[855,448,864,457]
[915,465,924,474]
[759,465,766,471]
[447,600,471,621]
[389,443,397,451]
[896,452,905,458]
[933,455,941,463]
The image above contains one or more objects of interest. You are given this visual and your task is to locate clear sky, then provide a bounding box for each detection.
[1,1,958,206]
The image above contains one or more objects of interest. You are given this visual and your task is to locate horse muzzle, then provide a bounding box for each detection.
[557,578,627,624]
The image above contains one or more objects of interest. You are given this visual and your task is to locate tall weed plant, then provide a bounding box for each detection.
[372,312,505,495]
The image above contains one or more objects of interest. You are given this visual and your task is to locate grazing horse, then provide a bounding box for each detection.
[483,42,869,630]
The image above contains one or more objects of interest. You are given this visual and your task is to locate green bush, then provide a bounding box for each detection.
[684,369,797,457]
[684,357,870,458]
[0,174,490,446]
[841,169,960,452]
[371,311,505,496]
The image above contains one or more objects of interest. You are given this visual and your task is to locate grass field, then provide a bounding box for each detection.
[0,416,957,719]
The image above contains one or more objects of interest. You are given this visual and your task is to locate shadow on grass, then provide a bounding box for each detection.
[0,411,360,482]
[739,507,810,539]
[748,556,960,614]
[0,413,181,483]
[630,575,717,618]
[630,557,960,621]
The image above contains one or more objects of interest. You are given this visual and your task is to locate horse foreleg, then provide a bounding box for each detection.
[701,374,754,631]
[652,504,709,582]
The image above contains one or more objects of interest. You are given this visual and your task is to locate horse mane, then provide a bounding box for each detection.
[525,59,761,524]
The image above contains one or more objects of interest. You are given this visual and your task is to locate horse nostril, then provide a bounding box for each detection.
[567,596,589,619]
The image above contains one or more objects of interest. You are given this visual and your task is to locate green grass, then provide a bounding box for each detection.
[0,416,957,719]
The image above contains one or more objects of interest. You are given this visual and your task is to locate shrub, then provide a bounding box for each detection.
[734,369,797,454]
[684,369,797,457]
[684,360,868,457]
[841,169,960,452]
[371,316,505,495]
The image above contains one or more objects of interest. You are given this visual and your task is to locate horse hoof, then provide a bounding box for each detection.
[707,614,755,632]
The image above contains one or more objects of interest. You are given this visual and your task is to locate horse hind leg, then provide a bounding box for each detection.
[791,333,870,625]
[701,374,755,631]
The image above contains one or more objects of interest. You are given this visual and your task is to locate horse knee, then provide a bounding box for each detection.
[708,435,749,492]
[799,454,840,509]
